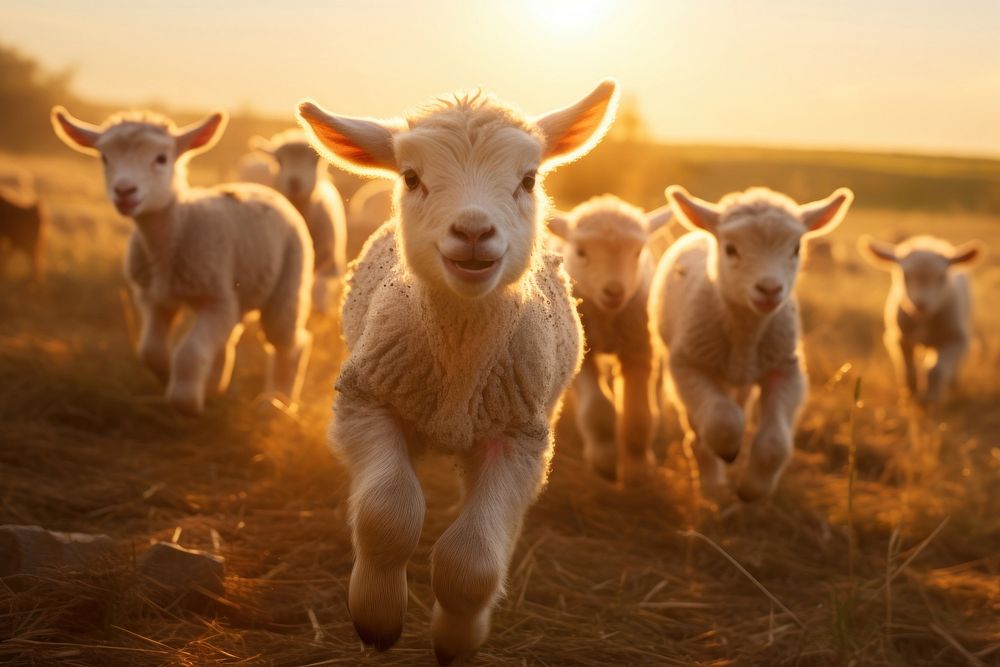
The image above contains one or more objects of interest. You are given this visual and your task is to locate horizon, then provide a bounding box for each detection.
[2,0,999,159]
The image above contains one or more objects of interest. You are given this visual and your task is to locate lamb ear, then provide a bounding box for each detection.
[665,185,721,233]
[645,204,674,236]
[175,111,228,157]
[249,135,274,154]
[297,100,401,177]
[800,187,854,236]
[547,211,572,240]
[51,106,103,156]
[535,79,620,171]
[949,240,985,267]
[857,235,898,269]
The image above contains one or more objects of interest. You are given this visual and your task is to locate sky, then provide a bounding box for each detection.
[3,0,999,157]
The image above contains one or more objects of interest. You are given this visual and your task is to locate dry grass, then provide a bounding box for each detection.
[1,153,999,666]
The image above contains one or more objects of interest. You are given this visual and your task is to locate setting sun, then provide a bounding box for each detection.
[2,0,998,155]
[529,0,613,32]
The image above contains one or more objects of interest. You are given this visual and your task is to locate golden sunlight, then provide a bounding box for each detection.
[1,2,999,665]
[529,0,613,33]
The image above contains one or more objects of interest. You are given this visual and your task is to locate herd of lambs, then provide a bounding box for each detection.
[0,79,985,663]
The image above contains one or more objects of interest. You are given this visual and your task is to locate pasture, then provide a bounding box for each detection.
[1,148,999,666]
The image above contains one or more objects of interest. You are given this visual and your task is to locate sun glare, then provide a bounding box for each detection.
[530,0,613,32]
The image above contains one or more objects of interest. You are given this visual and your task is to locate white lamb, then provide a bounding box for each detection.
[250,130,347,313]
[650,186,853,501]
[234,150,276,187]
[0,185,46,283]
[547,195,673,482]
[346,178,394,259]
[0,167,35,199]
[297,80,618,663]
[51,107,313,415]
[859,234,984,404]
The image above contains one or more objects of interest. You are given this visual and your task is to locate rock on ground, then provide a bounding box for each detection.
[0,524,115,576]
[137,541,225,604]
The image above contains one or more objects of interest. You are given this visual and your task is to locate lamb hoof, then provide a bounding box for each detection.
[349,562,407,652]
[702,405,744,462]
[147,364,170,385]
[166,384,204,416]
[434,644,457,666]
[138,349,170,384]
[583,440,617,481]
[431,603,489,666]
[355,622,402,652]
[736,478,771,503]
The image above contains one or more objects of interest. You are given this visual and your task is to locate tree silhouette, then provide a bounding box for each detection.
[0,43,79,152]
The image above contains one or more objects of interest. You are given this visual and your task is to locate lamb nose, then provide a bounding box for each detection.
[450,223,496,245]
[114,184,137,197]
[755,281,781,297]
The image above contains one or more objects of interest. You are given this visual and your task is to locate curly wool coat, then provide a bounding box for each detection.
[334,222,583,454]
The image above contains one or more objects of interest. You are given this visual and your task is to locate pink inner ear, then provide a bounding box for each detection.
[547,216,571,239]
[548,103,606,157]
[675,198,701,227]
[868,245,896,262]
[805,194,849,231]
[671,192,716,231]
[314,126,382,168]
[869,243,897,263]
[951,247,980,265]
[298,106,392,171]
[185,115,223,151]
[57,114,100,149]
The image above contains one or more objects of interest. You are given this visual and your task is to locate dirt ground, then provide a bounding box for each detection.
[1,153,999,665]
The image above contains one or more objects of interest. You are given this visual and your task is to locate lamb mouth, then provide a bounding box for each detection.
[752,298,780,314]
[456,258,496,271]
[601,296,625,311]
[443,256,502,282]
[115,198,139,215]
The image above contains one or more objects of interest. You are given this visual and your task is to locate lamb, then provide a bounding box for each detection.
[0,167,35,198]
[547,195,673,482]
[250,130,347,313]
[234,150,276,187]
[296,80,618,663]
[51,107,314,415]
[0,185,45,283]
[650,186,853,501]
[858,234,984,404]
[346,178,394,259]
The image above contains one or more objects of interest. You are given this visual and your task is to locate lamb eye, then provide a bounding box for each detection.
[725,243,739,258]
[576,247,587,259]
[402,169,421,192]
[521,171,536,193]
[155,154,167,165]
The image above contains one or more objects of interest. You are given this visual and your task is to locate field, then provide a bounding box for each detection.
[1,148,1000,666]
